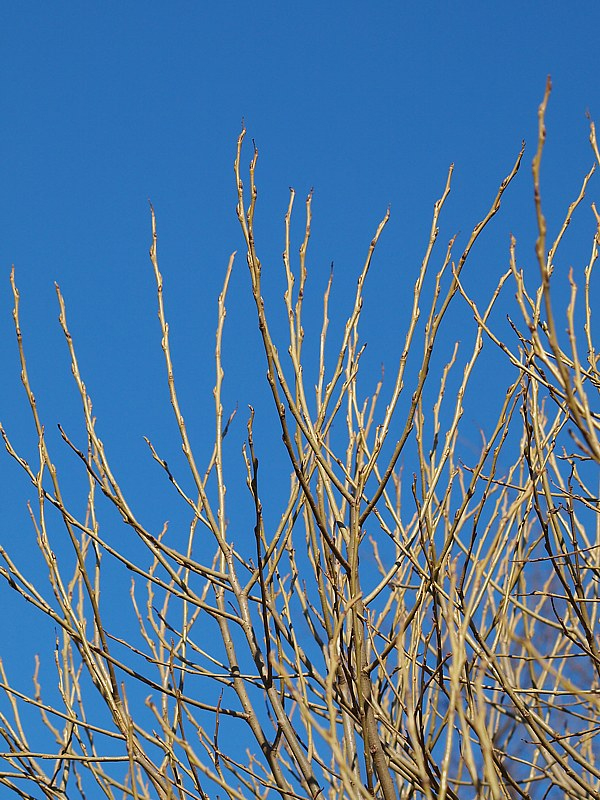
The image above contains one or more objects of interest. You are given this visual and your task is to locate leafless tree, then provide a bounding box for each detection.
[1,79,599,800]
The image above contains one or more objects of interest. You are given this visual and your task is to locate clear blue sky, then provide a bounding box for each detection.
[0,1,599,786]
[2,3,597,450]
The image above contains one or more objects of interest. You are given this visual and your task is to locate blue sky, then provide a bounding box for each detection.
[2,3,597,448]
[1,2,599,792]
